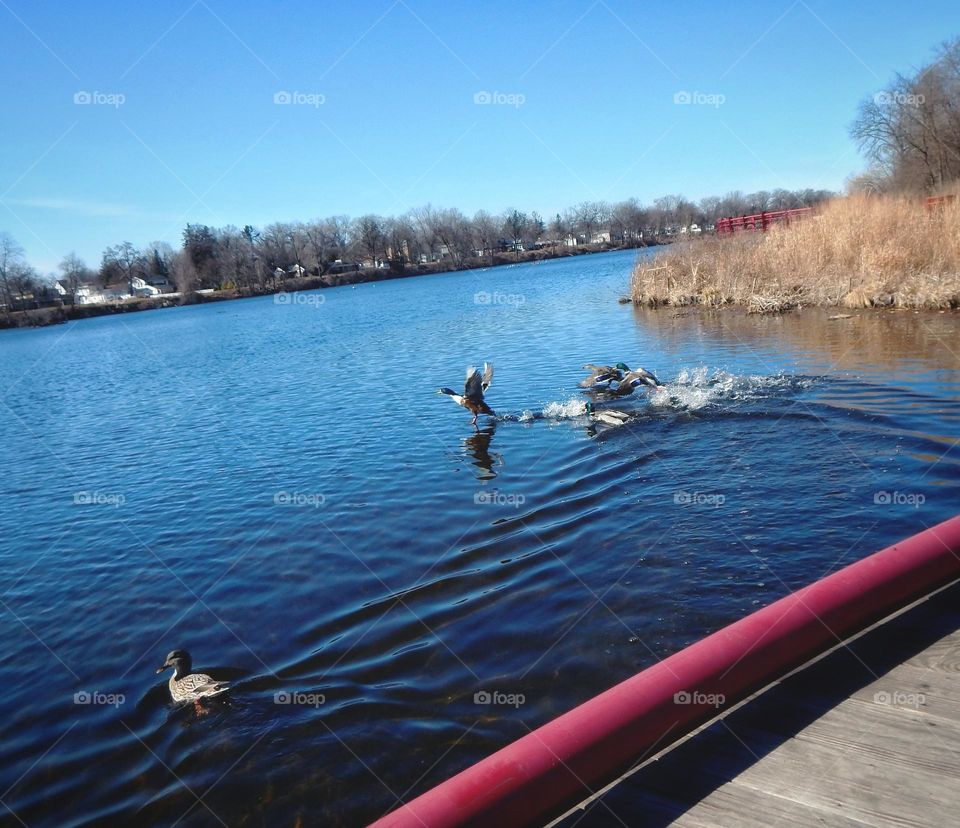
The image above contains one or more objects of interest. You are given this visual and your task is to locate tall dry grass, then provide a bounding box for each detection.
[631,194,960,312]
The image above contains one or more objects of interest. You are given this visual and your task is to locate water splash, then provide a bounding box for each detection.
[651,366,812,411]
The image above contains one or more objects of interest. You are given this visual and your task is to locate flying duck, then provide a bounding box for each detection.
[156,649,229,711]
[610,368,664,396]
[580,362,629,388]
[439,363,495,428]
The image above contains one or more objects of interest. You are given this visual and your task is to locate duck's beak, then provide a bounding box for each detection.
[155,663,168,674]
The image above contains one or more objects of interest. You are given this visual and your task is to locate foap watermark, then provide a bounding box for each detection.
[673,690,725,708]
[473,90,525,108]
[674,490,725,507]
[673,90,725,108]
[73,490,125,508]
[873,690,925,709]
[274,690,325,707]
[474,290,525,307]
[874,490,924,508]
[874,90,924,108]
[273,90,326,107]
[74,90,125,108]
[474,689,526,708]
[274,291,324,307]
[74,690,125,707]
[474,489,525,508]
[274,491,325,508]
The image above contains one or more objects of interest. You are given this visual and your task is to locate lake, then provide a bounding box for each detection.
[1,249,958,826]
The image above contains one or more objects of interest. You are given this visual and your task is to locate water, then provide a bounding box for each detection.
[1,249,958,827]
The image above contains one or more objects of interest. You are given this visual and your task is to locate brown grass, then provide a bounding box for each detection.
[631,194,960,312]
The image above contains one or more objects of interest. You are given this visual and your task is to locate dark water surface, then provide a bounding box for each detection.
[1,250,958,826]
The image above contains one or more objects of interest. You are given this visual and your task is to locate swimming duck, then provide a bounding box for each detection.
[156,649,229,710]
[610,368,664,396]
[438,363,495,428]
[584,402,632,425]
[580,362,629,388]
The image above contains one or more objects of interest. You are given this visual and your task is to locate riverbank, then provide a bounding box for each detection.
[1,240,660,330]
[630,194,960,313]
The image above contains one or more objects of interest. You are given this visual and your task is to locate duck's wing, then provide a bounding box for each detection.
[629,367,661,388]
[464,365,485,402]
[580,364,619,387]
[176,672,230,700]
[481,362,494,392]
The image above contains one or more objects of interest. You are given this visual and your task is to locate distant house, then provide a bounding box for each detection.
[131,277,160,297]
[590,230,611,245]
[327,261,362,275]
[145,274,173,292]
[564,235,578,247]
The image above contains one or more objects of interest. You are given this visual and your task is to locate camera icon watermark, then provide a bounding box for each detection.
[674,490,725,507]
[873,91,924,108]
[274,690,325,707]
[474,489,525,508]
[73,490,125,508]
[673,690,725,708]
[274,291,325,307]
[74,690,125,707]
[474,290,525,307]
[474,689,526,708]
[673,90,725,108]
[873,490,924,508]
[273,90,326,107]
[273,491,325,508]
[473,90,525,108]
[73,90,126,108]
[873,690,925,709]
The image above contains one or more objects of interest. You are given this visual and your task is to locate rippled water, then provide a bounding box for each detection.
[1,249,958,827]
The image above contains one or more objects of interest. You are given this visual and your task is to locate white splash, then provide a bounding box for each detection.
[541,397,591,419]
[650,366,808,411]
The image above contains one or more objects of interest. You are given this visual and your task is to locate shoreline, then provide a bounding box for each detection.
[0,241,657,331]
[629,194,960,314]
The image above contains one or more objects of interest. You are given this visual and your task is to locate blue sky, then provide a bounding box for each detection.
[0,0,955,273]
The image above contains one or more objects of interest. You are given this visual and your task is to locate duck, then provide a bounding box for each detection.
[438,363,495,429]
[580,362,629,388]
[584,402,632,425]
[156,649,229,711]
[610,367,664,396]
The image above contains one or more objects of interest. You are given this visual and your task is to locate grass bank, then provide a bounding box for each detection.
[631,194,960,312]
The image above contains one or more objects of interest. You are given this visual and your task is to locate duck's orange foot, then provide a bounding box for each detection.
[194,699,208,716]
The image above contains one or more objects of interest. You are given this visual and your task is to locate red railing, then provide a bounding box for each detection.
[925,194,956,211]
[715,207,813,235]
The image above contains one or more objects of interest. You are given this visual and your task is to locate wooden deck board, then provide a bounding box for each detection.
[552,581,960,828]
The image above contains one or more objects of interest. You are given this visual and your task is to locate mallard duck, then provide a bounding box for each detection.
[584,402,632,425]
[438,363,495,428]
[610,368,664,396]
[580,362,629,388]
[156,649,229,711]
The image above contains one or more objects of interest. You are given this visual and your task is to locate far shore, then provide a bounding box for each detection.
[1,241,658,331]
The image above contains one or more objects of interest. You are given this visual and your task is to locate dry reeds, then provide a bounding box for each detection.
[631,194,960,312]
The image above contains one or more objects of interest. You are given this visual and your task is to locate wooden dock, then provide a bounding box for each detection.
[552,579,960,828]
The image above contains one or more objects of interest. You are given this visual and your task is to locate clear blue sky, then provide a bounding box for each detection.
[1,0,955,273]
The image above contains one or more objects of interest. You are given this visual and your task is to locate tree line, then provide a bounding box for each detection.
[1,187,834,310]
[851,37,960,193]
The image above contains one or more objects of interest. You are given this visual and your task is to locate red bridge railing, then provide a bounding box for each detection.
[715,207,813,235]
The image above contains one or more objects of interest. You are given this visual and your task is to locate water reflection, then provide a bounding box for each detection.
[463,422,500,479]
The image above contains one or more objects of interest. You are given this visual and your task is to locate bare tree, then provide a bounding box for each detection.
[58,252,91,301]
[472,210,499,265]
[851,38,960,192]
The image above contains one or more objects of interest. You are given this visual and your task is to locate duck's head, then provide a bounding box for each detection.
[156,649,192,677]
[615,362,630,372]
